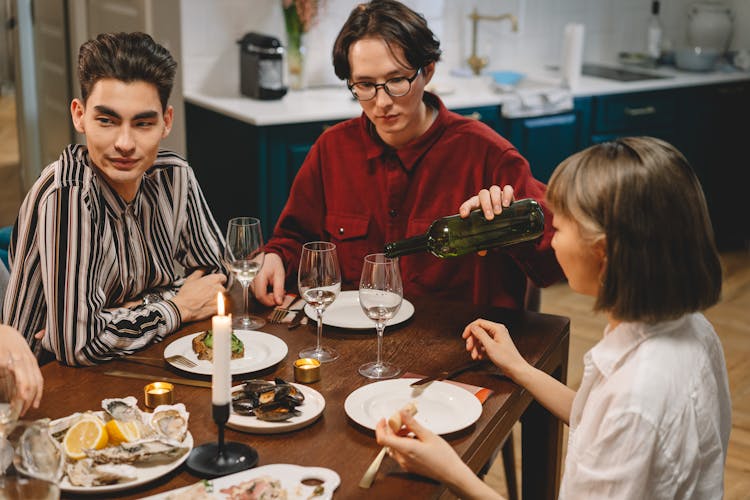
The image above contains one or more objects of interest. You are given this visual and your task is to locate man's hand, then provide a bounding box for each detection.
[458,185,515,256]
[0,325,44,416]
[252,253,286,306]
[459,185,515,220]
[170,270,227,322]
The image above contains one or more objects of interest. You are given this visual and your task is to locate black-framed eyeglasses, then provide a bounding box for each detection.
[347,68,422,101]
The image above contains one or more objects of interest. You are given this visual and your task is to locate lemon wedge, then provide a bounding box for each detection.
[105,419,141,446]
[63,417,108,460]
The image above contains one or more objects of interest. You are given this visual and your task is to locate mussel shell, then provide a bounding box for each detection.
[232,398,258,416]
[241,379,275,394]
[253,400,301,422]
[273,378,305,404]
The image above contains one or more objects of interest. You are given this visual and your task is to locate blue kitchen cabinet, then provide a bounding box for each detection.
[185,102,340,237]
[584,84,749,250]
[502,98,591,183]
[676,81,750,250]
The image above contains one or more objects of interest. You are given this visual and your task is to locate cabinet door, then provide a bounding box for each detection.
[505,111,584,183]
[452,106,502,132]
[678,82,750,250]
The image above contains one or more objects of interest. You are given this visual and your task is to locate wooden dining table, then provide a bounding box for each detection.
[28,297,569,499]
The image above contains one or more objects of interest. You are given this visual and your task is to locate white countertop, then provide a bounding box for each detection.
[184,64,750,127]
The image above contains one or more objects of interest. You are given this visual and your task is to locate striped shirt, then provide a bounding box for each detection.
[1,144,225,366]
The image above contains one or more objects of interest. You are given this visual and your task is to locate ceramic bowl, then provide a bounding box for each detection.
[675,47,721,72]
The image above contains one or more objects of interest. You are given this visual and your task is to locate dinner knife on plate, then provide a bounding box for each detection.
[409,361,480,387]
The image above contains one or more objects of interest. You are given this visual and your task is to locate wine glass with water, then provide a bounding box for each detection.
[225,217,266,330]
[358,253,403,379]
[298,242,341,363]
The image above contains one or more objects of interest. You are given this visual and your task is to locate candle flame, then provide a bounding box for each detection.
[217,292,225,316]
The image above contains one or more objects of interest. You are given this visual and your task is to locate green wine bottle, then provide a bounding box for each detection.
[384,198,545,258]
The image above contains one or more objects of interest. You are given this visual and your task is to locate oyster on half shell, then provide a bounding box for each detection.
[149,404,189,442]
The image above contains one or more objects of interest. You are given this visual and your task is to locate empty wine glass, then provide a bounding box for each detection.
[358,254,403,379]
[298,242,341,363]
[225,217,266,330]
[0,358,21,476]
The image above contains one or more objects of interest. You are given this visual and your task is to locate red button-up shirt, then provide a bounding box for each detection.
[265,93,563,309]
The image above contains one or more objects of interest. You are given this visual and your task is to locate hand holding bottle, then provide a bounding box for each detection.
[459,185,515,220]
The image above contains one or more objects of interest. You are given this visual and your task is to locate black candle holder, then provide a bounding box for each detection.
[186,404,258,477]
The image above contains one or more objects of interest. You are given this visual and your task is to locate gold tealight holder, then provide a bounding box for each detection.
[144,382,174,409]
[294,358,321,383]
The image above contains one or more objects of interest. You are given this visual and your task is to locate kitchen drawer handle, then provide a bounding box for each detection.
[464,111,483,121]
[623,106,656,116]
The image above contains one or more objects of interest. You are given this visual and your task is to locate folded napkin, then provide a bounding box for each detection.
[500,87,574,119]
[402,372,494,404]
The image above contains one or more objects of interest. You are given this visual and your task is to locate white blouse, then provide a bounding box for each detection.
[560,313,731,499]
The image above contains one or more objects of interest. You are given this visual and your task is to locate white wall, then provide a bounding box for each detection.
[180,0,750,94]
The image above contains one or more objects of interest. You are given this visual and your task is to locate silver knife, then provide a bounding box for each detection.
[288,300,307,329]
[103,370,212,388]
[410,361,479,387]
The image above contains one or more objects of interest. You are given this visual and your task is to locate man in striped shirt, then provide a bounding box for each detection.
[1,32,227,366]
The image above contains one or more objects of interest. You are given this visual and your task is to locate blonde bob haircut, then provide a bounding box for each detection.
[546,136,722,323]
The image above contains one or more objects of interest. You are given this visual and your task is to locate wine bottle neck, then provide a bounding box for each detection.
[384,234,429,258]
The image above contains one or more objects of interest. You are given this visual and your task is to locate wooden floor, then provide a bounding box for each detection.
[1,92,748,497]
[486,250,750,498]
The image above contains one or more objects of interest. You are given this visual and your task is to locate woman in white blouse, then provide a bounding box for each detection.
[377,136,731,499]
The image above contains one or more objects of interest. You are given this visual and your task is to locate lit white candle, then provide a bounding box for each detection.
[211,292,232,406]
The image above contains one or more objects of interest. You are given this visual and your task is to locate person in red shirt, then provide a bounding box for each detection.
[254,0,562,309]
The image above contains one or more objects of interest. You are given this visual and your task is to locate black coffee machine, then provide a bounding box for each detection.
[238,32,287,100]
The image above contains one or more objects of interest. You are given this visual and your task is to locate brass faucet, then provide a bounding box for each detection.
[467,8,519,75]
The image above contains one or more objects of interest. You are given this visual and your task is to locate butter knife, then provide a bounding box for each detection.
[103,370,211,388]
[409,361,479,387]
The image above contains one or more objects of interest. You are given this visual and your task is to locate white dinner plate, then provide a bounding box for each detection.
[344,378,483,435]
[141,463,340,499]
[304,290,415,330]
[227,382,325,434]
[163,330,288,375]
[32,411,193,494]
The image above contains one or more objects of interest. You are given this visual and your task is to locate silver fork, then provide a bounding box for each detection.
[268,307,291,324]
[165,354,198,368]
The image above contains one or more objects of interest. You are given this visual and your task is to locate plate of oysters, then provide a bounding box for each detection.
[227,378,325,434]
[163,330,288,375]
[17,397,192,494]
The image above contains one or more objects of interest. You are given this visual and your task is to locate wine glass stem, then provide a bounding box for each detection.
[315,309,323,351]
[241,281,250,319]
[376,322,385,366]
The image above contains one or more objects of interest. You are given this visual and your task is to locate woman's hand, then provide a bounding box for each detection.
[462,318,529,382]
[375,410,469,481]
[0,325,43,416]
[375,410,503,500]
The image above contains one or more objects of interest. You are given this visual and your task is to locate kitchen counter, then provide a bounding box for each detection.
[184,64,750,126]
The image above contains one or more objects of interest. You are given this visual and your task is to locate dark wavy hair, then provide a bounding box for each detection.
[332,0,442,80]
[546,136,722,323]
[78,32,176,111]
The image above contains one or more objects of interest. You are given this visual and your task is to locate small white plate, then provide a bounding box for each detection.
[344,378,483,435]
[227,382,325,434]
[163,330,288,375]
[304,290,415,330]
[141,463,340,499]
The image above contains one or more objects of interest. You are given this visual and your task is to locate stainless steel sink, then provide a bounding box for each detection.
[582,63,671,81]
